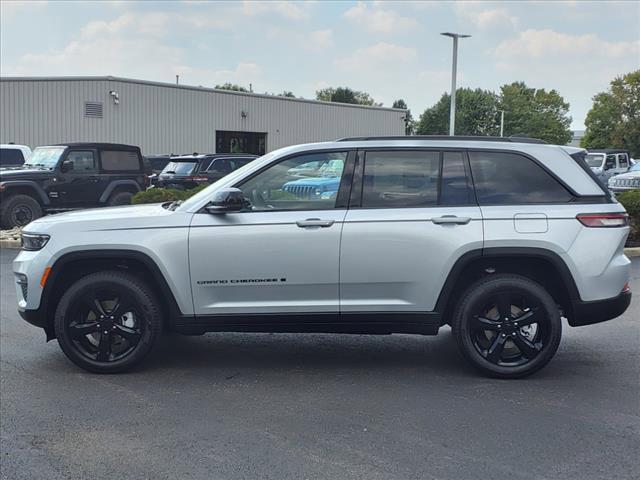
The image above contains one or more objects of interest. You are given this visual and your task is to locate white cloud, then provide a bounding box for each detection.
[176,62,263,87]
[493,29,640,59]
[337,42,417,70]
[343,1,418,33]
[304,29,334,52]
[241,1,312,20]
[455,2,519,30]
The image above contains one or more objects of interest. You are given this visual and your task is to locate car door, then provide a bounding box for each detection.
[55,149,101,207]
[189,150,354,318]
[339,149,483,314]
[617,153,629,173]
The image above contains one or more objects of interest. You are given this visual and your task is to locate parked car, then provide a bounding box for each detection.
[0,143,148,229]
[282,156,344,199]
[154,153,257,190]
[0,144,31,169]
[14,136,632,377]
[586,149,631,182]
[608,162,640,194]
[145,155,171,175]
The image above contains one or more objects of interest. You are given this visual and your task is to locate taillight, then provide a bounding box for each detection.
[576,213,629,228]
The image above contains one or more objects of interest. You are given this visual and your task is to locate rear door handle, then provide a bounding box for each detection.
[431,215,471,225]
[296,218,335,228]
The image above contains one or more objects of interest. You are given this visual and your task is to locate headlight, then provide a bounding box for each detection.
[21,233,50,251]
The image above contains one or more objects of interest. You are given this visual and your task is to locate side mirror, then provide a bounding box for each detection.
[60,160,74,173]
[204,188,245,214]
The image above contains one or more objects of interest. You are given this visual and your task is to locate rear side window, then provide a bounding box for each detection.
[0,148,25,166]
[206,159,232,173]
[618,153,629,169]
[441,151,473,205]
[362,151,440,208]
[101,150,141,171]
[469,151,572,204]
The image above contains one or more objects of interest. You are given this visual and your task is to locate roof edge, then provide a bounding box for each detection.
[0,75,407,113]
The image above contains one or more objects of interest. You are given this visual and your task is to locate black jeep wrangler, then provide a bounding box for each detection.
[0,143,149,229]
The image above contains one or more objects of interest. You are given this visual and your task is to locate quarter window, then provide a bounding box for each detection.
[239,152,347,211]
[66,151,97,172]
[101,150,140,171]
[362,151,440,208]
[618,153,629,169]
[0,148,25,166]
[469,151,572,204]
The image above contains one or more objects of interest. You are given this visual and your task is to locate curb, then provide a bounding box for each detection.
[625,247,640,258]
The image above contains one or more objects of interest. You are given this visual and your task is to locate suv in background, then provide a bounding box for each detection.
[0,143,147,228]
[0,144,32,170]
[14,136,631,378]
[608,162,640,194]
[145,155,171,175]
[586,149,631,182]
[154,153,256,190]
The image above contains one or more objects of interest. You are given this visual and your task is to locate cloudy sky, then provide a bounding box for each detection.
[1,0,639,129]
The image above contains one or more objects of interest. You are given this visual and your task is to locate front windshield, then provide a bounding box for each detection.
[162,161,197,175]
[24,147,65,169]
[630,163,640,172]
[585,153,605,168]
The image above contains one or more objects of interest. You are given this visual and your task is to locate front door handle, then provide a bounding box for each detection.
[296,218,335,228]
[432,215,471,225]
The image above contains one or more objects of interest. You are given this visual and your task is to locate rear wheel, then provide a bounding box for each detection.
[0,194,43,228]
[451,274,562,378]
[107,191,134,206]
[54,271,163,373]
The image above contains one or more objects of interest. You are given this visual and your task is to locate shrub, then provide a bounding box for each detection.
[132,184,209,205]
[618,189,640,244]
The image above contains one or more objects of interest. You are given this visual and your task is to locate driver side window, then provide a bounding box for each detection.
[238,152,347,211]
[66,151,97,173]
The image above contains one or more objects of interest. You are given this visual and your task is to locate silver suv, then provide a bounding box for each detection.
[14,136,632,378]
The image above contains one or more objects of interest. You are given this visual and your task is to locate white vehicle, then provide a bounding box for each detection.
[586,149,631,182]
[0,144,31,169]
[14,136,631,378]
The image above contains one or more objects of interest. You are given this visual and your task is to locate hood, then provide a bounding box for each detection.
[24,203,192,235]
[610,171,640,180]
[0,167,52,180]
[284,176,341,186]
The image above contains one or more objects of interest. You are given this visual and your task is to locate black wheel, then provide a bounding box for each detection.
[0,194,43,228]
[451,274,562,379]
[54,271,163,373]
[107,191,133,206]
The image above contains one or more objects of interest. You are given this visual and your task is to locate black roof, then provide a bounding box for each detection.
[171,153,258,159]
[336,135,547,144]
[588,149,629,154]
[53,142,140,150]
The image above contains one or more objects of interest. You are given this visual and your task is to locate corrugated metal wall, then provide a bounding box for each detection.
[0,77,406,154]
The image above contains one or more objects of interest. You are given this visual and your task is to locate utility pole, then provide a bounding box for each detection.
[440,32,471,136]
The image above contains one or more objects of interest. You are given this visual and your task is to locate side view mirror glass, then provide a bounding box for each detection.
[60,160,74,172]
[205,188,245,214]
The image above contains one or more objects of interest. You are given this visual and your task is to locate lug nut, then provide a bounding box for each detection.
[512,333,516,336]
[501,333,506,338]
[103,331,108,335]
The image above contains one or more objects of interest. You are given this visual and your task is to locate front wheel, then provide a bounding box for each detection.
[451,274,562,378]
[54,271,163,373]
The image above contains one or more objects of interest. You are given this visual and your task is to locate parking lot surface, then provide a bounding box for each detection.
[1,248,638,480]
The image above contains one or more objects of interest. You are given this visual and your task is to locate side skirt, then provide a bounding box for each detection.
[173,312,442,336]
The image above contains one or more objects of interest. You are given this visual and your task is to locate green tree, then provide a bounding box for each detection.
[215,83,249,92]
[392,99,415,135]
[316,87,381,106]
[582,70,640,157]
[498,82,572,144]
[416,88,499,136]
[279,91,296,98]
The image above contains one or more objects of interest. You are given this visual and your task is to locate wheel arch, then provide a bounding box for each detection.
[99,180,142,204]
[0,181,50,205]
[436,247,581,325]
[40,249,184,339]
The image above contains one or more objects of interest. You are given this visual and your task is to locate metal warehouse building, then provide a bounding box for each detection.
[0,76,406,155]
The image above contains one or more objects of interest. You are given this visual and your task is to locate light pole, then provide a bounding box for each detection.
[499,110,505,137]
[441,32,471,136]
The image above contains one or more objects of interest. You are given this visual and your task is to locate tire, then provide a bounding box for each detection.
[54,271,163,373]
[107,191,134,206]
[0,194,43,228]
[451,274,562,379]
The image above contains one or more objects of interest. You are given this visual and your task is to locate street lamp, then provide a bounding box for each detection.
[441,32,471,136]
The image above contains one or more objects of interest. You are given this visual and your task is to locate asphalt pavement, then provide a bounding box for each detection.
[1,248,638,480]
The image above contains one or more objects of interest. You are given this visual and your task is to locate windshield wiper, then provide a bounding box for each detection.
[165,170,177,174]
[167,200,183,211]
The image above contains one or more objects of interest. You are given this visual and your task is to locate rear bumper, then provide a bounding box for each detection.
[569,290,632,327]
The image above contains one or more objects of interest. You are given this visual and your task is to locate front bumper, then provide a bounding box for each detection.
[569,290,632,327]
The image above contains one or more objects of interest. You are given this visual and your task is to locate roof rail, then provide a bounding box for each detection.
[335,135,548,144]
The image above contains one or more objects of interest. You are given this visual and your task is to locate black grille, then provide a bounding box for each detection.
[19,281,28,301]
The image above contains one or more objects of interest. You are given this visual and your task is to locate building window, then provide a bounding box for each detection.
[216,131,266,155]
[84,102,103,118]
